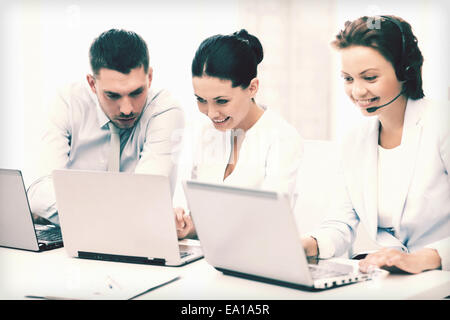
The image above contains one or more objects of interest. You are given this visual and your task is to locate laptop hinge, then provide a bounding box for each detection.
[78,251,166,265]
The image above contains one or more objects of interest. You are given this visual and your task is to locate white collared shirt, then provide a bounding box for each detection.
[190,106,304,201]
[29,81,185,223]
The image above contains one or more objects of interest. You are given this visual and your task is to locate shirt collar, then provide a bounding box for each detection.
[245,104,268,134]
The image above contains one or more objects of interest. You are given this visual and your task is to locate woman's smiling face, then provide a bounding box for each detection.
[340,45,405,116]
[192,76,258,131]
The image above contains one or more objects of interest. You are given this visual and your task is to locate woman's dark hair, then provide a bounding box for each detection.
[89,29,149,75]
[332,15,424,100]
[192,29,263,89]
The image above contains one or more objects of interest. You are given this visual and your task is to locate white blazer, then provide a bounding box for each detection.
[312,98,450,270]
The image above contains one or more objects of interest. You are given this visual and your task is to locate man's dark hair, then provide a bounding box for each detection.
[89,29,149,75]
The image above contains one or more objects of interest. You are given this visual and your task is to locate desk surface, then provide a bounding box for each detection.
[1,247,449,300]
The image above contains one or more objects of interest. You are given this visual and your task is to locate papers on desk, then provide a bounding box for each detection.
[26,271,180,300]
[14,249,182,300]
[26,273,180,300]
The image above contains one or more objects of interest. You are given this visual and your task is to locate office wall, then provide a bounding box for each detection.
[0,0,241,185]
[0,0,448,186]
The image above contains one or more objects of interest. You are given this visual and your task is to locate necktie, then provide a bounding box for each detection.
[108,122,121,172]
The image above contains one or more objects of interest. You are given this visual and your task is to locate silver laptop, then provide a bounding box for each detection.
[52,170,203,266]
[183,180,373,290]
[0,168,63,251]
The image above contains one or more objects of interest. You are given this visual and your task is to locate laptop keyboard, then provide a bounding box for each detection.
[179,244,198,259]
[35,225,62,243]
[308,261,354,279]
[180,251,193,259]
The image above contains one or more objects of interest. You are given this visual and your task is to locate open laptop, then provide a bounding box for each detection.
[183,180,374,290]
[0,168,63,251]
[52,170,203,267]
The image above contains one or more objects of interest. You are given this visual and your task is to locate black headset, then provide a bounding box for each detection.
[379,15,413,81]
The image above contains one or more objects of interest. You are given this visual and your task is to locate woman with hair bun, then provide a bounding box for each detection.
[302,16,449,274]
[176,29,304,239]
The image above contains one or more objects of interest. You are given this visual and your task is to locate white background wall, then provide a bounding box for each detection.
[0,0,448,187]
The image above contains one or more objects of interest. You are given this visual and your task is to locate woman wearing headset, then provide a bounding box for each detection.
[302,15,449,273]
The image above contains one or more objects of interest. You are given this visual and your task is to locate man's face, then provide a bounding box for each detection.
[87,65,152,129]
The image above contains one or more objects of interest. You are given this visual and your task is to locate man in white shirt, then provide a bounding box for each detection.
[29,29,185,225]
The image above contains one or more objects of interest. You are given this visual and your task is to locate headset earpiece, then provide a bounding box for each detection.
[403,65,416,81]
[380,15,412,81]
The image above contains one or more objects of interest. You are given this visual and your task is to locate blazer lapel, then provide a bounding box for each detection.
[391,99,425,231]
[362,118,380,240]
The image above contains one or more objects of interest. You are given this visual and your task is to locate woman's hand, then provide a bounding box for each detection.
[359,247,441,274]
[301,236,319,257]
[174,207,196,239]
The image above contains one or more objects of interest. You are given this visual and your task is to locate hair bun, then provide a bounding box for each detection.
[233,29,264,64]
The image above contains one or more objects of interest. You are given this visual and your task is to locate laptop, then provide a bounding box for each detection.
[183,180,375,290]
[0,168,63,251]
[52,170,203,266]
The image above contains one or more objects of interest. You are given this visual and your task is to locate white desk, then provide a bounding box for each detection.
[1,247,449,300]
